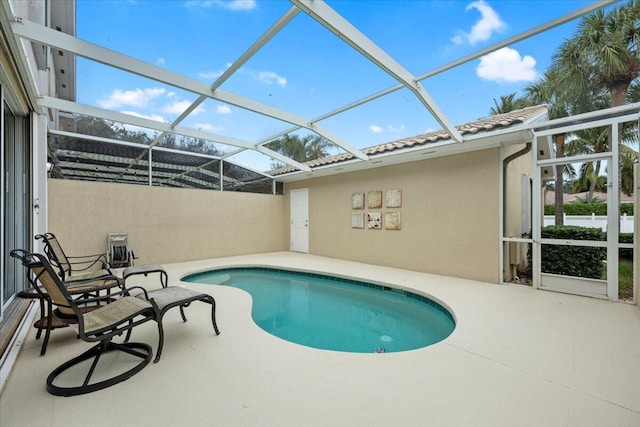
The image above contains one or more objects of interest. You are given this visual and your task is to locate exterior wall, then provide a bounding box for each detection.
[48,180,287,265]
[285,148,501,283]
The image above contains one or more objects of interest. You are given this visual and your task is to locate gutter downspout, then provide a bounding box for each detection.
[502,142,532,281]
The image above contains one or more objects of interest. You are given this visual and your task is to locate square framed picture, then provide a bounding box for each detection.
[385,212,401,230]
[367,212,382,229]
[351,212,364,228]
[385,189,402,208]
[352,192,365,210]
[367,191,382,209]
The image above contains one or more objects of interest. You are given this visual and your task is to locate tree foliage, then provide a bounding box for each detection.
[74,115,221,156]
[489,93,531,115]
[492,2,640,219]
[266,134,335,167]
[555,0,640,108]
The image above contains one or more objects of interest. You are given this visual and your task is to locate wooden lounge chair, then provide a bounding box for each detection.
[11,249,158,396]
[35,232,116,283]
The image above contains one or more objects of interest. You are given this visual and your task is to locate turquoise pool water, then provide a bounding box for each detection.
[184,268,455,353]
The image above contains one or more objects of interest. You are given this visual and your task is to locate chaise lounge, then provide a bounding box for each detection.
[11,249,157,396]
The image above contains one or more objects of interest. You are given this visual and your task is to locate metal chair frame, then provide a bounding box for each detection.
[11,249,158,397]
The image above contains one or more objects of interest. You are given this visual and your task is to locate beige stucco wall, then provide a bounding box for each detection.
[47,179,287,265]
[285,148,502,283]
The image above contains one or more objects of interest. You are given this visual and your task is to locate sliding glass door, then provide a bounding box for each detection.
[1,99,30,319]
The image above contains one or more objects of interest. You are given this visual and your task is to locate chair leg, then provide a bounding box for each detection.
[178,305,188,322]
[40,300,55,356]
[154,320,165,364]
[35,298,45,340]
[46,340,152,397]
[152,294,220,364]
[203,296,221,336]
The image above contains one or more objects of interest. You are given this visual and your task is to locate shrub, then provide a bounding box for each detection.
[521,227,633,278]
[544,202,633,216]
[619,233,634,260]
[536,226,606,279]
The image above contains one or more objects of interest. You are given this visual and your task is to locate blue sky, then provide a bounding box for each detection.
[75,0,603,171]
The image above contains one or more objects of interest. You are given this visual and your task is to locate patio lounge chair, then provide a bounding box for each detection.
[122,265,221,362]
[16,269,125,356]
[11,249,158,396]
[35,232,116,283]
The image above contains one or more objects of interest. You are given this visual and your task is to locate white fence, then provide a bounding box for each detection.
[543,214,634,233]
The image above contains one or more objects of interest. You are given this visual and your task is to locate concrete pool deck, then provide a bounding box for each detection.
[1,252,639,426]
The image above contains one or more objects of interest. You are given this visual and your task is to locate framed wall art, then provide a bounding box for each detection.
[367,212,382,229]
[352,212,364,228]
[385,212,401,230]
[367,191,382,209]
[385,189,402,208]
[352,192,365,209]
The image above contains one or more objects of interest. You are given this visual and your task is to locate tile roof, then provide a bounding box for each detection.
[270,105,547,176]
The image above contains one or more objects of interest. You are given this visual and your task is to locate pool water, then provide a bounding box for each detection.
[184,268,455,353]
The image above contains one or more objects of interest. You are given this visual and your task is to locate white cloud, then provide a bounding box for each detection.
[200,63,234,80]
[199,70,224,80]
[452,0,505,45]
[194,123,224,133]
[388,124,405,133]
[161,100,205,115]
[369,124,405,134]
[216,105,232,114]
[97,87,166,109]
[185,0,256,11]
[258,71,287,87]
[477,47,538,83]
[156,58,166,66]
[223,0,256,11]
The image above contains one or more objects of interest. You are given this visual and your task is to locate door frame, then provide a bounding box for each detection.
[531,118,630,301]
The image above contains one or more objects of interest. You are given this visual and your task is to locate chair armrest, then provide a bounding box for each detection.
[124,285,150,299]
[66,253,109,271]
[65,277,123,294]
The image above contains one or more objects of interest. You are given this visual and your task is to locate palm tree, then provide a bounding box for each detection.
[489,93,530,115]
[565,124,639,200]
[524,67,573,224]
[267,134,334,166]
[555,0,640,200]
[565,127,609,202]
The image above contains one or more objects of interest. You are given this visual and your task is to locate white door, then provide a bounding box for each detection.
[290,189,309,253]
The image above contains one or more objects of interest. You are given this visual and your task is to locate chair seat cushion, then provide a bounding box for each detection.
[66,269,115,282]
[141,287,205,312]
[83,297,153,334]
[65,278,122,295]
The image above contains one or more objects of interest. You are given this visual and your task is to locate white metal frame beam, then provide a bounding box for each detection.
[39,96,312,172]
[257,0,619,147]
[291,0,463,143]
[8,0,620,177]
[146,6,301,156]
[10,17,368,162]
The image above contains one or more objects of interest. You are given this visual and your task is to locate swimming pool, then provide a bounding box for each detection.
[184,268,455,353]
